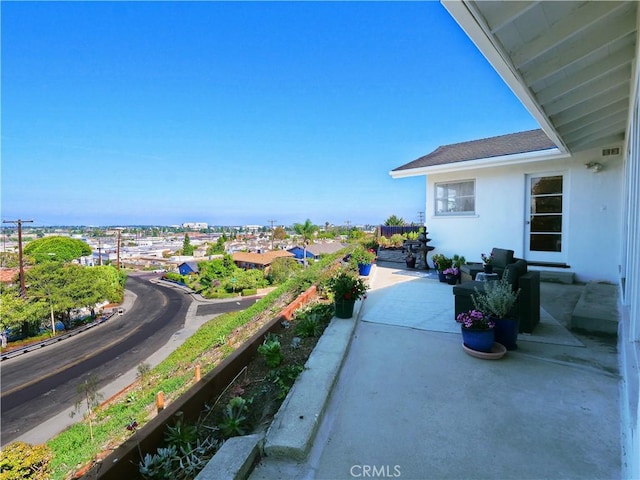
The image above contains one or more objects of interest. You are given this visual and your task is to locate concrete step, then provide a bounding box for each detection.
[376,248,406,263]
[534,269,575,284]
[571,281,619,336]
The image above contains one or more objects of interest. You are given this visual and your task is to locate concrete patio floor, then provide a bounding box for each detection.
[250,262,621,480]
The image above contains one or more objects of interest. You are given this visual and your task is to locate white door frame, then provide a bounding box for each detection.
[524,172,568,264]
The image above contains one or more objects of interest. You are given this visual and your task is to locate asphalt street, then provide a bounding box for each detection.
[0,274,188,445]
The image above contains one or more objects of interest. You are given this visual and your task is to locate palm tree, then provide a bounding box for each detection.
[293,219,318,268]
[384,215,406,226]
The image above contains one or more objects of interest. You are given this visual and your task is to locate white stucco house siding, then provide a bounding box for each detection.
[409,146,623,284]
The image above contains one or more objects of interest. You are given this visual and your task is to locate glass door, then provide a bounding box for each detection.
[525,174,566,263]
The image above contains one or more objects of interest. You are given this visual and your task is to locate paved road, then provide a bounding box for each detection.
[0,274,189,445]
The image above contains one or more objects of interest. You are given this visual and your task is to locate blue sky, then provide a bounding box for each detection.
[1,1,538,227]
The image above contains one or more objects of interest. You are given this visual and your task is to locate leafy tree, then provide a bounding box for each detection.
[384,215,406,226]
[23,236,92,264]
[317,229,337,240]
[293,219,318,268]
[72,266,123,316]
[273,226,287,241]
[267,257,301,284]
[348,228,365,241]
[228,269,267,291]
[182,234,194,256]
[25,263,76,331]
[23,263,125,333]
[198,255,237,289]
[206,236,226,255]
[0,252,20,268]
[0,289,46,335]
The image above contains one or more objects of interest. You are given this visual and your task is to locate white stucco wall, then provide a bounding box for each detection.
[424,147,623,283]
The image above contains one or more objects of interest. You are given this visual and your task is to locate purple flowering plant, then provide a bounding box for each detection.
[443,267,459,276]
[456,309,495,330]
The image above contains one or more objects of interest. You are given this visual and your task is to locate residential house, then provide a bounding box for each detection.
[231,250,295,272]
[392,1,639,475]
[178,261,200,276]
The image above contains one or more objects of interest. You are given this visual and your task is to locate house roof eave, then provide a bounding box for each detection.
[441,0,570,155]
[391,148,568,177]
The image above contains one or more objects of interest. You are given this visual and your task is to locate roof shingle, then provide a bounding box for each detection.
[393,129,556,171]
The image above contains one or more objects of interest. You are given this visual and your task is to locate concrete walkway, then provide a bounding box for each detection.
[250,264,621,480]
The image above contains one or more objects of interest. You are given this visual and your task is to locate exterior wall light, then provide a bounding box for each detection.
[585,161,603,173]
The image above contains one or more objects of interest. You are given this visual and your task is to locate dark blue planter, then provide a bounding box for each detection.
[492,316,519,350]
[461,327,495,353]
[438,271,447,283]
[334,299,356,319]
[358,263,372,276]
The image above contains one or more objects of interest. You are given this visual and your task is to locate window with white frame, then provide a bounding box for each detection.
[435,180,475,215]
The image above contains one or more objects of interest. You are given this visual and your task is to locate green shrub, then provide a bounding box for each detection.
[0,441,53,480]
[164,272,187,284]
[218,396,251,438]
[266,365,305,399]
[389,234,405,247]
[241,288,257,296]
[164,414,198,451]
[257,333,283,368]
[293,303,333,338]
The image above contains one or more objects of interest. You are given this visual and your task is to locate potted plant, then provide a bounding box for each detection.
[431,253,445,271]
[472,273,520,349]
[456,309,495,353]
[361,238,379,253]
[349,246,376,276]
[327,269,369,318]
[405,251,416,268]
[432,254,452,282]
[452,254,466,268]
[442,267,459,285]
[481,252,494,273]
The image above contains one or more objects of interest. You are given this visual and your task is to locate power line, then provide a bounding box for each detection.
[2,219,34,297]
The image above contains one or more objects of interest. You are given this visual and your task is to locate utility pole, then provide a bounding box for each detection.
[97,238,102,266]
[268,220,276,250]
[2,219,34,297]
[116,229,121,271]
[418,211,424,226]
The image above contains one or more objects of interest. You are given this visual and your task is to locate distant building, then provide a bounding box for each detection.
[182,222,208,230]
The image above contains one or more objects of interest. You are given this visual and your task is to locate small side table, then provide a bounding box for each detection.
[476,272,499,282]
